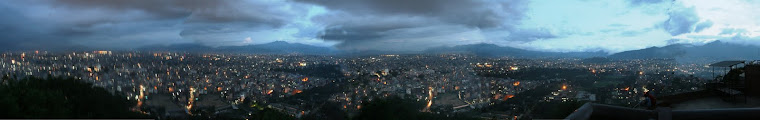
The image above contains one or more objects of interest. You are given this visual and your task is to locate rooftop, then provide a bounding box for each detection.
[566,90,760,120]
[670,96,760,110]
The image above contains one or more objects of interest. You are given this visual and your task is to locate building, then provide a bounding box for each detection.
[565,60,760,120]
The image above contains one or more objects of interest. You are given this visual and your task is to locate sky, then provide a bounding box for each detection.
[1,0,759,53]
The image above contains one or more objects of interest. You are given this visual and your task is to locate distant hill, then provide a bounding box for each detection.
[139,41,338,55]
[609,41,760,61]
[136,40,760,61]
[139,43,215,52]
[608,44,688,59]
[424,43,606,58]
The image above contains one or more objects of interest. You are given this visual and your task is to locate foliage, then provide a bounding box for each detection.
[0,76,148,118]
[355,96,478,120]
[254,108,296,120]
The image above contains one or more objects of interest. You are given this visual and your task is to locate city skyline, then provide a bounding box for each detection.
[1,0,759,53]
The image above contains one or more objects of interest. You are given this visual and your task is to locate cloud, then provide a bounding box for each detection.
[314,15,439,41]
[719,28,749,35]
[297,0,530,51]
[332,25,487,51]
[629,0,668,6]
[1,0,756,53]
[499,28,557,41]
[298,0,526,28]
[693,20,713,32]
[0,0,305,49]
[0,3,71,50]
[663,6,700,36]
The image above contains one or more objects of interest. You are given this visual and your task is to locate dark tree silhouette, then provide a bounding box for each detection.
[0,76,148,118]
[355,96,478,120]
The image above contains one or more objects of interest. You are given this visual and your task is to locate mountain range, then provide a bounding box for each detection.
[608,41,760,61]
[138,40,760,61]
[423,43,607,58]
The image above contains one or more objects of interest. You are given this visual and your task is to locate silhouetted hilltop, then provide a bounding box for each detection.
[609,44,688,59]
[609,41,760,60]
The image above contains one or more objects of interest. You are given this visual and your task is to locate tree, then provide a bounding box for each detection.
[0,76,148,118]
[355,96,477,120]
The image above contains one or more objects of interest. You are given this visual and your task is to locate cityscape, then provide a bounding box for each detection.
[0,50,737,119]
[2,0,760,120]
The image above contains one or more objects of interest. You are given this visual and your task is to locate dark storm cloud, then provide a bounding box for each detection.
[47,0,193,19]
[0,3,70,50]
[47,0,284,24]
[314,15,437,41]
[298,0,530,50]
[0,0,299,50]
[49,0,295,39]
[297,0,518,28]
[663,6,700,36]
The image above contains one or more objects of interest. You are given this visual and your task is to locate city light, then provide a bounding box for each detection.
[186,87,196,112]
[0,51,720,119]
[1,0,754,119]
[510,66,519,70]
[425,87,434,112]
[504,94,515,101]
